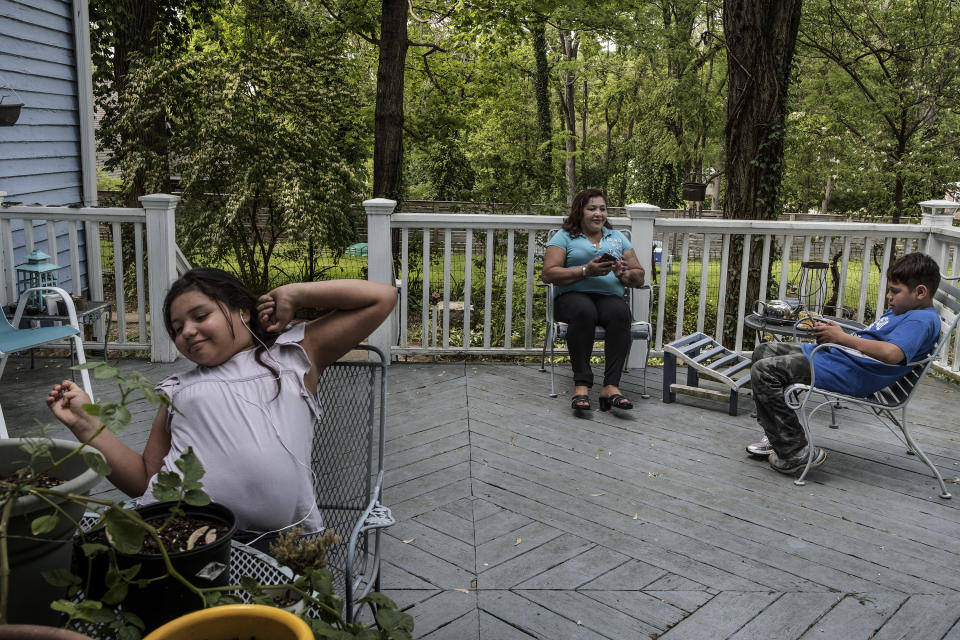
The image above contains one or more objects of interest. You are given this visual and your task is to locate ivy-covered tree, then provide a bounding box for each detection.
[90,0,220,204]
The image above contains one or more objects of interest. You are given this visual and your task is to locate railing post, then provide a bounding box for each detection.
[141,193,181,363]
[364,198,397,361]
[918,200,958,266]
[625,202,659,369]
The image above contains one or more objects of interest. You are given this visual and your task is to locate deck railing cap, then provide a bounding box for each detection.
[625,202,661,219]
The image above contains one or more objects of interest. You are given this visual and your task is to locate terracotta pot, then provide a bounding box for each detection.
[142,604,313,640]
[0,625,93,640]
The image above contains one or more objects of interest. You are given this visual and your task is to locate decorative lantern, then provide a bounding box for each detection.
[15,250,64,312]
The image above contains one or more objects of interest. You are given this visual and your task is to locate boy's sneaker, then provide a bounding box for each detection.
[769,445,827,474]
[746,435,774,457]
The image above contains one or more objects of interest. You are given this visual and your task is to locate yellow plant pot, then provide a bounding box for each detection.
[143,604,312,640]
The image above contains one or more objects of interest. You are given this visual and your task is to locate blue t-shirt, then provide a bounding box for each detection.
[547,228,633,297]
[801,306,940,396]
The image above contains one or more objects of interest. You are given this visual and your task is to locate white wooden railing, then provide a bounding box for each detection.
[4,194,957,379]
[363,199,960,378]
[0,194,181,362]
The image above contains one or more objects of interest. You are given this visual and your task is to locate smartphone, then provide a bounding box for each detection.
[598,252,618,263]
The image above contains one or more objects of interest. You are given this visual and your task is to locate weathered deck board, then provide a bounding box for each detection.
[3,354,960,639]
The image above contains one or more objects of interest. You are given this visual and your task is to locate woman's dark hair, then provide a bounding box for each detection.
[561,188,612,237]
[163,268,280,391]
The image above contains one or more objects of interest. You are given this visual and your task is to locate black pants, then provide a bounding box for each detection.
[554,291,631,388]
[751,342,811,457]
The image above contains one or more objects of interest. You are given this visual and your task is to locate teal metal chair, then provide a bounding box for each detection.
[0,286,94,438]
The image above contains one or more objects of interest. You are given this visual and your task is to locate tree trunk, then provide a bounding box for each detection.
[558,31,578,203]
[722,0,803,346]
[373,0,408,201]
[820,173,832,215]
[531,19,552,198]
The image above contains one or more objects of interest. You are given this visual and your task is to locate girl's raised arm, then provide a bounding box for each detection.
[47,380,171,497]
[258,279,397,375]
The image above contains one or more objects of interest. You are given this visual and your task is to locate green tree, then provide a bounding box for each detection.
[797,0,960,221]
[161,0,370,289]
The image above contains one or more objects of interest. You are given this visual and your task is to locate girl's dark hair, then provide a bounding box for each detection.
[163,268,280,392]
[561,188,612,238]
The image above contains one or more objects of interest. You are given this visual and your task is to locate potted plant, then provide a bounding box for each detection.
[71,449,238,633]
[0,438,104,627]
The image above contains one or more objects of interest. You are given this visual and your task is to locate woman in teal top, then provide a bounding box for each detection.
[542,189,646,412]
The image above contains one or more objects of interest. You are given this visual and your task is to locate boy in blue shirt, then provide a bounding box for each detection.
[746,252,942,474]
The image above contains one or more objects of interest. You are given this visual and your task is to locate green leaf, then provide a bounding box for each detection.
[117,625,142,640]
[83,450,112,476]
[375,608,414,633]
[361,591,398,609]
[98,402,132,433]
[50,600,78,615]
[183,488,211,506]
[239,575,262,593]
[82,403,102,416]
[104,510,147,555]
[175,447,206,487]
[31,514,58,535]
[80,542,109,558]
[102,582,130,606]
[93,365,121,379]
[42,568,81,588]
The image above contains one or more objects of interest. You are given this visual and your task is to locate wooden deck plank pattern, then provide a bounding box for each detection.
[3,355,960,639]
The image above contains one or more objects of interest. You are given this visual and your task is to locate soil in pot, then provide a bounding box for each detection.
[75,501,237,632]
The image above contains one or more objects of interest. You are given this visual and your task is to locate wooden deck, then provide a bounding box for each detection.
[3,354,960,639]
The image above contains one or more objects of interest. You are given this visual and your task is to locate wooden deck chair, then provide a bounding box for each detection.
[308,344,394,622]
[539,229,653,399]
[0,286,94,439]
[784,276,960,498]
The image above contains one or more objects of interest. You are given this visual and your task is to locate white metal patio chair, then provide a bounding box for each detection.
[0,286,94,439]
[784,276,960,498]
[539,229,653,400]
[308,344,394,622]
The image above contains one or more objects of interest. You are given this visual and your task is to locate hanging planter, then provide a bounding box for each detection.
[0,76,23,126]
[682,181,707,201]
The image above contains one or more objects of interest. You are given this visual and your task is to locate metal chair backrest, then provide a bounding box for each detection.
[310,344,391,621]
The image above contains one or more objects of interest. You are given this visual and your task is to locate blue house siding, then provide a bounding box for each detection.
[0,0,93,301]
[0,0,84,206]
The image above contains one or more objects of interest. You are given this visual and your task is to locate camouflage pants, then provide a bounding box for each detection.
[751,341,811,458]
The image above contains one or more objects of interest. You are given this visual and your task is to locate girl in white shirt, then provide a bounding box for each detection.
[48,267,396,540]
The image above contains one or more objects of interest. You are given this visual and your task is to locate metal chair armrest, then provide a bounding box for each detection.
[13,286,81,329]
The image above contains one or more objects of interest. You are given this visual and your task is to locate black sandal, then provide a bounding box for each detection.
[599,394,633,411]
[571,394,591,411]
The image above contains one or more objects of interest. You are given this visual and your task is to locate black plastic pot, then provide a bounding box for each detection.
[682,181,707,201]
[2,438,104,626]
[76,501,237,632]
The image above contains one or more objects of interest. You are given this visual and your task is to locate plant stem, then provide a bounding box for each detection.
[0,497,13,624]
